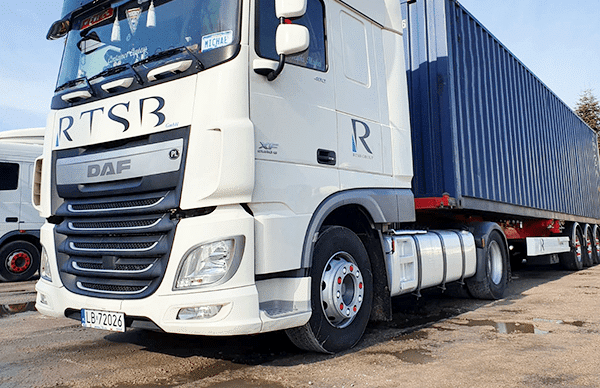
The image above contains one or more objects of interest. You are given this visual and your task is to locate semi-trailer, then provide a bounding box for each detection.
[35,0,599,353]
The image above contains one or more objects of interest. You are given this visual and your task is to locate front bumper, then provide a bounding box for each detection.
[35,205,267,336]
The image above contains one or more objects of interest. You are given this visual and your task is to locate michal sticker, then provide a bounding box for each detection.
[126,7,142,35]
[201,30,234,52]
[81,8,114,30]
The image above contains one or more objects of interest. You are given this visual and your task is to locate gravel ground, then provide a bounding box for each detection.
[0,265,599,388]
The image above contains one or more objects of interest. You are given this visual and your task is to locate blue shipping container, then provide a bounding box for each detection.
[401,0,600,222]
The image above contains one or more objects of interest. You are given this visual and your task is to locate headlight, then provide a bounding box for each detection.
[174,237,244,290]
[40,247,52,282]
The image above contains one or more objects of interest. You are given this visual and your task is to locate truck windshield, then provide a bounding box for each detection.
[56,0,240,90]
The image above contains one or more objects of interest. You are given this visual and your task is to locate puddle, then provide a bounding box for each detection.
[452,319,548,335]
[0,302,36,318]
[533,318,585,327]
[370,348,435,364]
[204,379,286,388]
[397,348,435,364]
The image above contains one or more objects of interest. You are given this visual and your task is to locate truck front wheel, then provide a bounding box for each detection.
[0,241,40,282]
[286,226,373,353]
[466,230,508,300]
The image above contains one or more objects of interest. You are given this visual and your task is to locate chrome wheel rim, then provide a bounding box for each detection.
[575,235,582,263]
[487,241,503,285]
[320,252,364,329]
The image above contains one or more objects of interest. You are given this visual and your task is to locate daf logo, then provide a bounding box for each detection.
[87,159,131,177]
[169,149,180,160]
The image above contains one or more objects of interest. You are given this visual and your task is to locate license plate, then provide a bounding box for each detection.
[81,309,125,332]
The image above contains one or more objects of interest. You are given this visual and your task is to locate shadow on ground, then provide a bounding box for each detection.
[103,264,571,369]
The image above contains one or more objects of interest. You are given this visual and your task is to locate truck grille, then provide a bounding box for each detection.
[55,192,178,299]
[53,128,189,300]
[68,196,165,212]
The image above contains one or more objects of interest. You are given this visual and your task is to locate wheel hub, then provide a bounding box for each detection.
[487,241,503,285]
[321,252,364,328]
[6,251,32,274]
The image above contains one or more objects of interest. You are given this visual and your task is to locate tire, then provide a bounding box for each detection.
[582,225,594,267]
[466,230,508,300]
[286,226,373,353]
[559,223,584,271]
[592,225,600,265]
[0,241,40,282]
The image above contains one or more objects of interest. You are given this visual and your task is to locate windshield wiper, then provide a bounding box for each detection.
[134,46,204,71]
[89,63,143,85]
[55,77,91,94]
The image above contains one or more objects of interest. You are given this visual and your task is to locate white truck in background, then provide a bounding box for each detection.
[0,128,44,281]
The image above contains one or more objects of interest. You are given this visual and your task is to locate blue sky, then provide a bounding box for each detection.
[0,0,598,132]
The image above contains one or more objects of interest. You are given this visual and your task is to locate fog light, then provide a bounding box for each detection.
[39,293,49,306]
[177,305,223,320]
[40,247,52,282]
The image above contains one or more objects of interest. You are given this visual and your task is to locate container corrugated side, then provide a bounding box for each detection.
[401,0,600,221]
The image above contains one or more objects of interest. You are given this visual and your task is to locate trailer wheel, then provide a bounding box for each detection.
[286,226,373,353]
[582,225,594,267]
[0,241,40,282]
[466,231,508,300]
[559,223,584,271]
[592,225,600,265]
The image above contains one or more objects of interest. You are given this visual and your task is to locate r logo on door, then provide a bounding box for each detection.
[351,119,373,155]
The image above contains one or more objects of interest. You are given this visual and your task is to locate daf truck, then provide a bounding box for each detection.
[35,0,600,353]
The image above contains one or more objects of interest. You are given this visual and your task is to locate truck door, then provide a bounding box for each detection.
[0,162,21,237]
[250,0,337,177]
[328,2,393,185]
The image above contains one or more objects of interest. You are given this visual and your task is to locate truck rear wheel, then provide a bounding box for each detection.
[0,241,40,282]
[286,226,373,353]
[592,225,600,265]
[559,223,584,271]
[466,230,508,300]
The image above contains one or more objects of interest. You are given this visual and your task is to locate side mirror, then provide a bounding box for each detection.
[47,17,71,40]
[275,0,308,19]
[77,32,103,54]
[264,0,310,82]
[276,24,310,55]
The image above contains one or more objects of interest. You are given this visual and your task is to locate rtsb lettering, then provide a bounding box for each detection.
[58,96,166,141]
[59,116,74,141]
[140,97,165,127]
[108,102,131,132]
[87,159,132,177]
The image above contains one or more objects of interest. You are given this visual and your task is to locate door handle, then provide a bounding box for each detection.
[317,149,336,166]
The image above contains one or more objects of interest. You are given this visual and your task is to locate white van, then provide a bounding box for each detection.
[0,128,44,281]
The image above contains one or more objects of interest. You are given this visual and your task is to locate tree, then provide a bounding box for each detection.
[575,89,600,132]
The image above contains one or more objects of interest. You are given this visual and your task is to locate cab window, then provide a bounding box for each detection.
[256,0,327,72]
[0,163,19,191]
